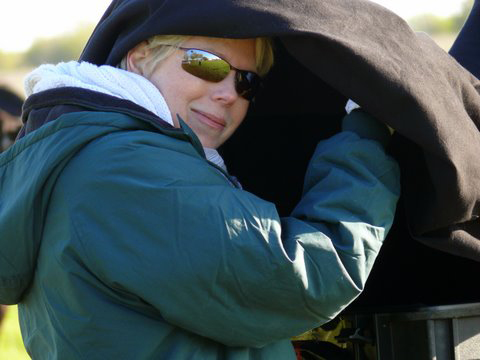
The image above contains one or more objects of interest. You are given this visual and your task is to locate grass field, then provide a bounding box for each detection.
[0,306,30,359]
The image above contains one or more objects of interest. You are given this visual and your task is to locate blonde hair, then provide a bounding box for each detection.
[121,35,274,77]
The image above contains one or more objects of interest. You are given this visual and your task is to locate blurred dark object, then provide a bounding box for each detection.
[0,86,23,333]
[0,86,23,152]
[0,304,6,340]
[450,0,480,79]
[0,305,5,323]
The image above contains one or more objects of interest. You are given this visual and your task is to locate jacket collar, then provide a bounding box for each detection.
[22,87,174,134]
[19,86,207,166]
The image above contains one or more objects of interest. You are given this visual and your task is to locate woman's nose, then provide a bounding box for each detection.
[211,72,239,104]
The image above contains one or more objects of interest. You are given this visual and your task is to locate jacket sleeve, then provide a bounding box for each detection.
[65,113,400,348]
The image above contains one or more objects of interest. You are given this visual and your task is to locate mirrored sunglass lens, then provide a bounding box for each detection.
[235,71,259,100]
[182,49,230,82]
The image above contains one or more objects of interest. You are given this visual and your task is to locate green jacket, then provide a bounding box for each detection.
[0,99,399,358]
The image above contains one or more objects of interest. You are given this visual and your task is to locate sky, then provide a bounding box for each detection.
[0,0,468,53]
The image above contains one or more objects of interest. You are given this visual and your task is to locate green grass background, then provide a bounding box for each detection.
[0,306,30,359]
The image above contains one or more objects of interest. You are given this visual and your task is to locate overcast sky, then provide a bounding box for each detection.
[0,0,468,52]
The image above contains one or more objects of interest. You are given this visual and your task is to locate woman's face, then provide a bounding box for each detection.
[131,36,257,149]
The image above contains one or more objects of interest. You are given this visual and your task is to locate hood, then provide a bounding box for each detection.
[79,0,480,260]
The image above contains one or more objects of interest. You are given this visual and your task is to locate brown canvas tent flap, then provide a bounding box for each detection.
[80,0,480,261]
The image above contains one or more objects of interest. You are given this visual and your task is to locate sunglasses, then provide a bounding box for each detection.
[175,47,261,101]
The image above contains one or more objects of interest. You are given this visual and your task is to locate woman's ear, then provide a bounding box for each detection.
[126,41,150,76]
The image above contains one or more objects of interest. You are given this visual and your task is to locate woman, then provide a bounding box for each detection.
[0,33,398,359]
[1,4,400,360]
[1,0,479,358]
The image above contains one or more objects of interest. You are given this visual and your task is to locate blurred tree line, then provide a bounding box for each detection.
[0,0,475,71]
[0,24,94,70]
[408,0,473,34]
[22,26,94,68]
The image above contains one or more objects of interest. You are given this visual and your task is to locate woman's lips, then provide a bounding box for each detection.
[192,109,226,130]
